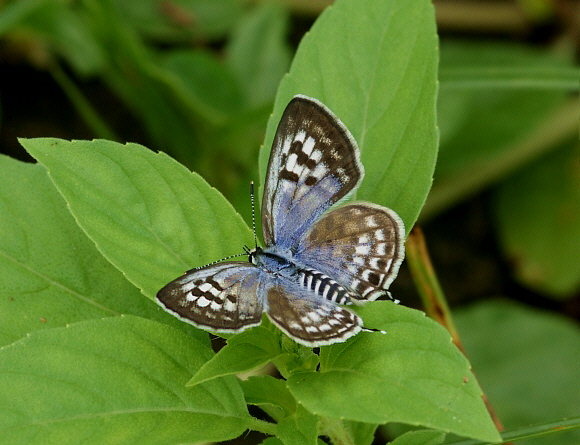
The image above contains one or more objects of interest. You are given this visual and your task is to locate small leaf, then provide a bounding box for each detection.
[259,0,438,234]
[240,375,297,420]
[342,421,378,445]
[276,405,319,445]
[187,326,284,386]
[287,302,501,443]
[0,315,250,443]
[389,430,446,445]
[20,138,252,300]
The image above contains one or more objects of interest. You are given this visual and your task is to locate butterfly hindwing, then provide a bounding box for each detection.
[262,95,363,250]
[265,281,362,347]
[156,263,265,332]
[296,203,405,302]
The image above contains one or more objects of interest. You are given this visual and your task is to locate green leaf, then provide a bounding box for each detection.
[0,155,204,346]
[455,300,580,445]
[276,405,319,445]
[259,0,438,235]
[260,438,284,445]
[389,430,446,445]
[0,315,250,444]
[226,2,292,108]
[20,138,252,299]
[493,142,580,298]
[240,375,297,421]
[342,421,378,445]
[287,301,501,443]
[187,326,285,386]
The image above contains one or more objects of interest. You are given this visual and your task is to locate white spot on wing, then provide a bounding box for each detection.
[303,136,316,155]
[286,153,297,171]
[197,296,211,307]
[356,245,371,255]
[199,283,213,293]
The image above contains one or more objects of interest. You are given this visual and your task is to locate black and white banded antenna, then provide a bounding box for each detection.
[250,181,258,250]
[186,251,248,273]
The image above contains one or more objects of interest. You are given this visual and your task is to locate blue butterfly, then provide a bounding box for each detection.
[157,95,405,346]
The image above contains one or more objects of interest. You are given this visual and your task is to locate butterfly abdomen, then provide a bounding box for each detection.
[296,267,352,305]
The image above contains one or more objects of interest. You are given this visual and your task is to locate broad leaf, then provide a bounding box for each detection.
[0,315,250,444]
[287,302,501,443]
[21,138,252,299]
[259,0,438,235]
[0,155,204,346]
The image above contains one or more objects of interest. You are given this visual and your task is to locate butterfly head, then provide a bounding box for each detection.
[247,246,262,265]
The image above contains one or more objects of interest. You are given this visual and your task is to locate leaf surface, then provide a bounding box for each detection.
[286,302,501,443]
[259,0,439,234]
[0,154,204,346]
[21,138,252,300]
[0,316,250,444]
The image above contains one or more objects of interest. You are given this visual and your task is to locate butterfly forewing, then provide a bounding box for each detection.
[157,263,264,332]
[262,95,363,249]
[296,203,405,302]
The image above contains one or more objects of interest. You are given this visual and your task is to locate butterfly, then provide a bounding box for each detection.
[157,95,405,346]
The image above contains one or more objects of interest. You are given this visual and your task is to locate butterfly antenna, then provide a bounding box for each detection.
[188,252,248,272]
[250,181,258,249]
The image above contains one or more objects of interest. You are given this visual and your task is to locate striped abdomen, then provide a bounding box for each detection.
[295,267,353,305]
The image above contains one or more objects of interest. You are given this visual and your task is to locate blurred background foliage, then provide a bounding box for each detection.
[0,0,578,443]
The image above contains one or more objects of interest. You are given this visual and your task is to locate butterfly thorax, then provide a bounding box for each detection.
[250,247,353,305]
[249,247,295,274]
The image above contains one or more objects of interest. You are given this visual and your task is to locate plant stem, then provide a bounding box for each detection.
[246,415,278,437]
[406,226,505,433]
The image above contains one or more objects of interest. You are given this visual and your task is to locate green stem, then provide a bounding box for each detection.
[246,415,278,437]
